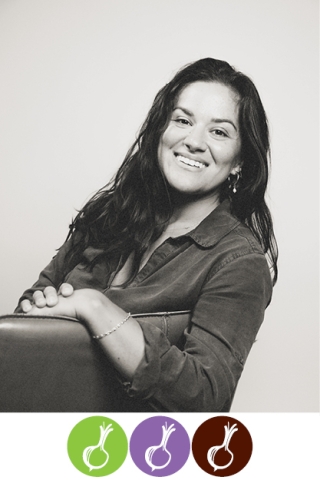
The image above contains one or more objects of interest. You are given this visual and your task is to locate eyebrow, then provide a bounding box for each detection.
[173,106,238,132]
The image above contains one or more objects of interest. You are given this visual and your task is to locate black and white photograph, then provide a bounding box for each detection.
[0,0,318,476]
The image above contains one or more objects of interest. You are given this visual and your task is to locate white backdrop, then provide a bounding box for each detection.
[0,0,318,413]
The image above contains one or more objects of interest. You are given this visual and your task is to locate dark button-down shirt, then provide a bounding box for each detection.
[16,200,273,412]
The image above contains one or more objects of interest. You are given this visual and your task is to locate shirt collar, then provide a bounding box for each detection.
[185,199,241,248]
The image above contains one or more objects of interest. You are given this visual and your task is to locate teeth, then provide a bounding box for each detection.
[176,155,206,169]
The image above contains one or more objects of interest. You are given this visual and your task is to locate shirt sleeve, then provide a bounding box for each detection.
[124,252,273,412]
[14,237,74,312]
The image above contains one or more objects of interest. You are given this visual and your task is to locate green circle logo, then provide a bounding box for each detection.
[67,416,128,476]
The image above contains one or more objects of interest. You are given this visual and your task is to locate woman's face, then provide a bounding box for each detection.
[158,81,242,199]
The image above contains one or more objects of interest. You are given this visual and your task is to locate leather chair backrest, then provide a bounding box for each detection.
[0,311,190,412]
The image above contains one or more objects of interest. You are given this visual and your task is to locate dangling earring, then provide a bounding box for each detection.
[228,171,241,194]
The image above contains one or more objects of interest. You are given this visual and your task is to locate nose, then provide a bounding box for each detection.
[183,126,207,152]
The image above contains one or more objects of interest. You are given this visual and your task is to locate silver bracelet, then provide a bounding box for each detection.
[92,312,131,340]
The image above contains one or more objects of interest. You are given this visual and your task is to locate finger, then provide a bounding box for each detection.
[33,290,46,307]
[43,286,59,306]
[20,299,33,313]
[58,283,74,297]
[25,306,50,316]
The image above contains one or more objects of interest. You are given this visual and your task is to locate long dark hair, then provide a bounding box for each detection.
[65,58,278,284]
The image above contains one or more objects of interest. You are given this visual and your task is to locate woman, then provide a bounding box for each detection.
[15,58,278,412]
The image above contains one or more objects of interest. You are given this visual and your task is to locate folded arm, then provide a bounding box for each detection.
[18,246,272,412]
[24,287,145,380]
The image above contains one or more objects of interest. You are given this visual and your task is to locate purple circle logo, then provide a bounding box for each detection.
[130,416,190,476]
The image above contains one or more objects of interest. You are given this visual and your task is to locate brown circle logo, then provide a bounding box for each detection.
[192,416,253,476]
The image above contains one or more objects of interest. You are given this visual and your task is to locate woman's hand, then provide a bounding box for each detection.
[24,287,91,319]
[20,283,74,313]
[23,287,108,321]
[24,287,145,380]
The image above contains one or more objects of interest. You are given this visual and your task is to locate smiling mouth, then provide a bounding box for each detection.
[175,154,207,169]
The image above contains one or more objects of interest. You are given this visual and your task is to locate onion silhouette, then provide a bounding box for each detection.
[207,422,238,472]
[82,422,114,472]
[145,422,176,472]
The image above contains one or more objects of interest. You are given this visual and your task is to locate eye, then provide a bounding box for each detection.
[211,128,228,138]
[173,117,191,126]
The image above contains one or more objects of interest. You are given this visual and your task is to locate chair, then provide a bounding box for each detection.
[0,312,190,412]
